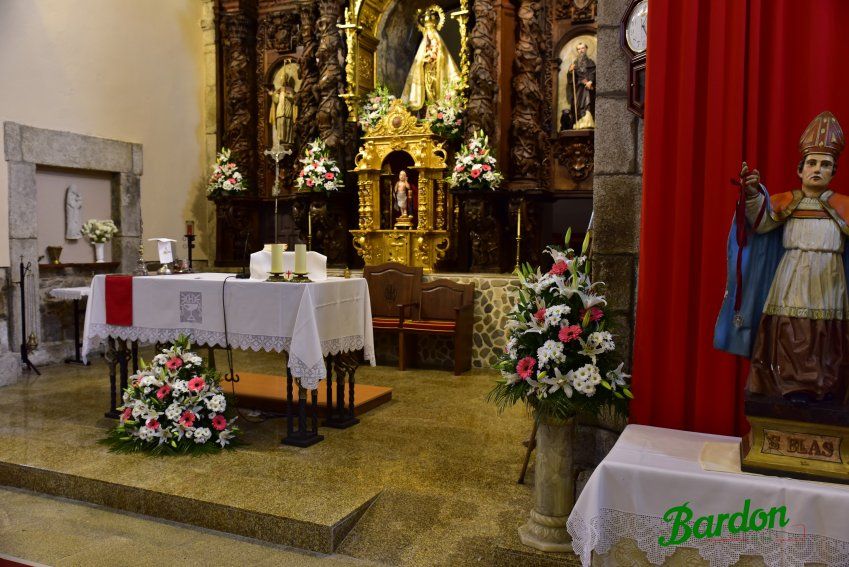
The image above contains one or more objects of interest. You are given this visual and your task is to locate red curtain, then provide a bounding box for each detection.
[631,0,849,436]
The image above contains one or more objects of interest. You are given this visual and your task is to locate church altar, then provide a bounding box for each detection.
[82,273,375,388]
[568,425,849,567]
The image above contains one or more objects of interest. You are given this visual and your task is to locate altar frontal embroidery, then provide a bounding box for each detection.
[658,499,791,546]
[179,291,202,323]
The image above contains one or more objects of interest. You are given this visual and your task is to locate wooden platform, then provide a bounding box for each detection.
[223,372,392,417]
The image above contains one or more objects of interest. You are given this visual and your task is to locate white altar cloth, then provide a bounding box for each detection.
[49,286,90,300]
[81,273,374,389]
[568,424,849,567]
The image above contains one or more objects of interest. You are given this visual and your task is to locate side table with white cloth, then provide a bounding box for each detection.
[82,273,375,447]
[49,286,91,365]
[567,424,849,567]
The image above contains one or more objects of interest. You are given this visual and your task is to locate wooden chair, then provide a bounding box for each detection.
[400,279,474,375]
[363,263,423,367]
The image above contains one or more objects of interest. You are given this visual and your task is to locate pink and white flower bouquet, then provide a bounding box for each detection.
[447,130,503,191]
[427,82,466,141]
[296,138,343,192]
[206,147,246,197]
[358,85,397,131]
[490,231,633,421]
[102,336,240,454]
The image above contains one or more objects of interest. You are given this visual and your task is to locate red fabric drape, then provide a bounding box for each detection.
[631,0,849,436]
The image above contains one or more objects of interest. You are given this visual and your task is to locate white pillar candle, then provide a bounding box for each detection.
[270,243,284,274]
[294,243,307,274]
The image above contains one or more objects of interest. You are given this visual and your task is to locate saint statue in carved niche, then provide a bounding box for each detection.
[268,61,300,148]
[393,170,416,229]
[401,5,461,111]
[557,35,597,131]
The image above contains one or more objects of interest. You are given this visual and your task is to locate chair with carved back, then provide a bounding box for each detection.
[362,263,423,368]
[400,279,474,375]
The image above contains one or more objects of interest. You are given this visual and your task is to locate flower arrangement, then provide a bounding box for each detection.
[427,82,466,141]
[101,336,240,455]
[447,130,504,191]
[358,85,397,131]
[296,138,343,192]
[81,219,119,243]
[489,230,633,421]
[206,147,246,197]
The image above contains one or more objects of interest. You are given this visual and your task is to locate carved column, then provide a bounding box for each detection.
[220,6,259,190]
[315,0,346,157]
[466,0,498,141]
[509,0,544,185]
[296,0,320,160]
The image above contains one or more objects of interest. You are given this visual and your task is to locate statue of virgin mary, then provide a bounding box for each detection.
[401,5,460,111]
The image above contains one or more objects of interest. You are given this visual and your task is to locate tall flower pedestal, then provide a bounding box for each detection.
[518,416,575,553]
[94,242,106,263]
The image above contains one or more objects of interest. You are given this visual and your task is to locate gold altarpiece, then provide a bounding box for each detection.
[351,100,449,273]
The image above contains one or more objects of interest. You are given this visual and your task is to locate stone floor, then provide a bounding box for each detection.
[0,349,575,566]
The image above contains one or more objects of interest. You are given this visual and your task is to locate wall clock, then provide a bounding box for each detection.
[620,0,647,117]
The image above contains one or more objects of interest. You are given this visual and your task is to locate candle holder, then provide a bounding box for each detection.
[291,271,310,283]
[185,233,196,272]
[307,234,312,251]
[514,234,522,273]
[267,272,288,282]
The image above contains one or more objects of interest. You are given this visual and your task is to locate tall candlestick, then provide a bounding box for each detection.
[308,210,312,237]
[517,209,521,236]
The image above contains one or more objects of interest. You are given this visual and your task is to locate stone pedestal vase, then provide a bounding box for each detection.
[518,416,575,552]
[94,242,106,263]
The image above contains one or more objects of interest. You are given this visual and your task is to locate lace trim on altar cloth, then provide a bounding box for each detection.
[86,324,374,390]
[567,508,849,567]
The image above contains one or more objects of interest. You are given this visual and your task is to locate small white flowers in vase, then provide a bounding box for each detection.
[447,130,504,191]
[206,147,247,197]
[296,138,343,192]
[81,219,119,263]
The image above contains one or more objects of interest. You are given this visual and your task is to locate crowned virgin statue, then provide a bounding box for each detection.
[401,5,460,111]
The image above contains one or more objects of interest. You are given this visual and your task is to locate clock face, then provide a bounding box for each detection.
[626,0,648,54]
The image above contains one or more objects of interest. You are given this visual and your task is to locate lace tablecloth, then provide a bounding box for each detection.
[49,286,90,300]
[567,425,849,567]
[82,273,375,389]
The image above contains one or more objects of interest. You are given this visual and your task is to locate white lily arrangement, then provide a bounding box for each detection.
[206,147,246,197]
[296,138,343,192]
[447,130,503,191]
[81,219,119,244]
[490,230,633,421]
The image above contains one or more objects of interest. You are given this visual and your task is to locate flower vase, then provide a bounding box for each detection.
[518,416,575,553]
[94,242,106,263]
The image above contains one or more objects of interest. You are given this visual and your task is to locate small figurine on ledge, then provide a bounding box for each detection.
[394,170,415,229]
[716,111,848,405]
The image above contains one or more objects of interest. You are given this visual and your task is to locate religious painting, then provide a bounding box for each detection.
[267,59,301,149]
[556,34,597,132]
[377,0,462,106]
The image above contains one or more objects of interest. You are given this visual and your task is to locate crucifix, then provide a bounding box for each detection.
[264,144,293,242]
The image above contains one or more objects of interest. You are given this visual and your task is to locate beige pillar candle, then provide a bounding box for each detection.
[517,209,522,236]
[270,243,284,273]
[294,243,307,274]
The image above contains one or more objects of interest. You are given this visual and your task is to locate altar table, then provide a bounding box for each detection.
[568,424,849,567]
[82,273,375,388]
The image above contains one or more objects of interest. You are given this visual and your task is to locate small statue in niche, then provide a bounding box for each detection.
[402,5,461,111]
[394,170,415,229]
[563,42,596,130]
[65,184,82,240]
[269,75,296,147]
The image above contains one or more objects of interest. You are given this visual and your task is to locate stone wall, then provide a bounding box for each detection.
[0,270,22,386]
[590,0,644,368]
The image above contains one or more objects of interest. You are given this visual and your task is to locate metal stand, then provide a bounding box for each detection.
[65,298,89,365]
[324,353,360,429]
[283,367,323,447]
[18,260,39,375]
[105,338,132,419]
